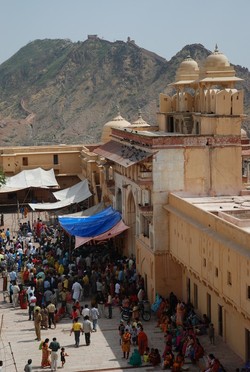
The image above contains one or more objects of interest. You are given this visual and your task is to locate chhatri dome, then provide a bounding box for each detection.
[199,44,241,83]
[204,44,230,68]
[130,109,150,128]
[174,55,199,85]
[101,108,131,143]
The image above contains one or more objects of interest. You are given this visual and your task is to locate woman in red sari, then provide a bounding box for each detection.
[41,338,51,368]
[137,326,148,355]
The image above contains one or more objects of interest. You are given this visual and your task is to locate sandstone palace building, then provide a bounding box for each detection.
[0,46,250,361]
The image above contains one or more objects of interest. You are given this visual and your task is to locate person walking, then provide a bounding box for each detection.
[47,301,56,329]
[34,309,42,341]
[90,304,99,332]
[28,292,37,321]
[70,317,83,348]
[71,280,83,302]
[2,269,8,292]
[208,323,215,345]
[41,338,51,368]
[12,281,20,308]
[60,347,69,368]
[82,315,93,345]
[82,304,90,318]
[106,292,113,319]
[121,328,131,359]
[115,281,121,299]
[24,359,32,372]
[9,269,17,283]
[137,326,148,356]
[96,291,105,318]
[49,337,60,371]
[41,305,49,329]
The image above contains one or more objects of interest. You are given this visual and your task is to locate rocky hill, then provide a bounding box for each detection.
[0,38,249,146]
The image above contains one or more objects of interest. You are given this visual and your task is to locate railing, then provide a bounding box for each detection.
[138,171,152,185]
[138,171,152,179]
[138,204,153,212]
[20,164,61,170]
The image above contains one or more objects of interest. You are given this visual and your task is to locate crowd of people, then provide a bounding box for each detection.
[0,218,151,369]
[0,218,228,371]
[117,292,224,371]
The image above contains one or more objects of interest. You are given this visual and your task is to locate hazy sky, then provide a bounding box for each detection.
[0,0,249,69]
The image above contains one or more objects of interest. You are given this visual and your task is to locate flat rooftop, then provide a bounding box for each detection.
[182,195,250,233]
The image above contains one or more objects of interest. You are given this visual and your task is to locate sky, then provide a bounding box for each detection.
[0,0,249,69]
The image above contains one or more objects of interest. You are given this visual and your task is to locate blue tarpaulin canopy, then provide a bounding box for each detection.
[58,206,122,237]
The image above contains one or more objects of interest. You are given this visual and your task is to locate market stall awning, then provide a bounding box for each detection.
[0,168,59,193]
[58,206,122,237]
[74,219,129,248]
[94,140,153,168]
[29,179,92,211]
[54,201,106,217]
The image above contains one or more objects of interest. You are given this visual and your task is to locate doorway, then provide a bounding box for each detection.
[127,191,136,256]
[187,278,190,303]
[218,305,223,337]
[245,329,250,362]
[207,293,211,321]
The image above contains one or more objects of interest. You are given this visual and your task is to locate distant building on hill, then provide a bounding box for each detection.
[87,34,98,40]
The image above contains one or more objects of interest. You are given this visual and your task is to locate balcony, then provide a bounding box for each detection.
[138,171,152,185]
[138,203,153,213]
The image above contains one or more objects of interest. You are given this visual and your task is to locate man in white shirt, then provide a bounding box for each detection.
[82,304,90,318]
[115,281,120,296]
[72,280,83,302]
[12,282,20,308]
[96,279,103,293]
[17,246,23,255]
[90,305,99,332]
[28,293,37,320]
[82,315,93,345]
[30,246,36,256]
[9,270,17,282]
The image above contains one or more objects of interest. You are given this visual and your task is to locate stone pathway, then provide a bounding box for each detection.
[0,284,244,372]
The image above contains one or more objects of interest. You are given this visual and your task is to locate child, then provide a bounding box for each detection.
[60,347,69,368]
[143,346,150,363]
[208,323,215,345]
[131,325,138,346]
[118,320,125,345]
[71,305,80,322]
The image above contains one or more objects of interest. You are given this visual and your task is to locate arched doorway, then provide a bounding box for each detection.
[127,190,136,256]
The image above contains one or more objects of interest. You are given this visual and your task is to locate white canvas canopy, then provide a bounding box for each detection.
[0,168,59,193]
[29,179,92,211]
[61,201,106,217]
